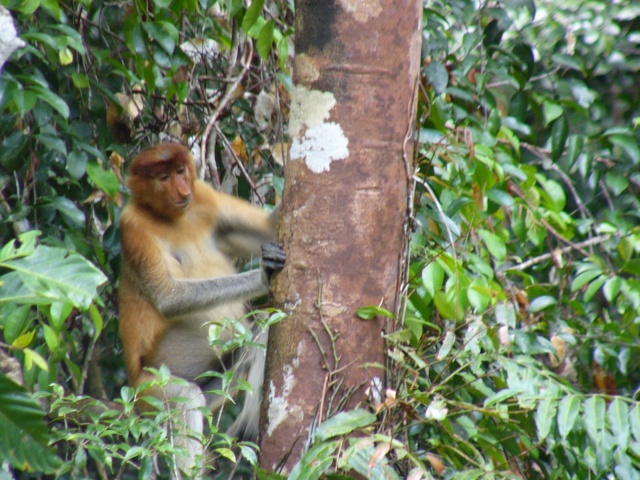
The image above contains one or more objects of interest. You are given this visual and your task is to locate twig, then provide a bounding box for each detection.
[502,234,612,272]
[521,143,595,231]
[200,39,253,185]
[214,124,266,205]
[414,175,458,263]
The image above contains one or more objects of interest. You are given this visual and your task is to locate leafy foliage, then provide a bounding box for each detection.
[1,0,639,478]
[390,0,640,477]
[0,0,290,477]
[0,374,61,473]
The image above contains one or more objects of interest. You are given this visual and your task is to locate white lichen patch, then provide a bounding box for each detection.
[266,347,304,437]
[289,85,349,174]
[289,85,335,138]
[290,122,349,173]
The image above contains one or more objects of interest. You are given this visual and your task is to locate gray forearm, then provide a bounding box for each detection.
[154,269,268,318]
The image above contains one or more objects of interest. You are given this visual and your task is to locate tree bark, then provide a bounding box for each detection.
[259,0,421,473]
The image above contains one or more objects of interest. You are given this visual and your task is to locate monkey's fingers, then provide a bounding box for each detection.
[261,242,286,271]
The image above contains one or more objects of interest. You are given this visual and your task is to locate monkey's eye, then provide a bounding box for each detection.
[176,167,186,175]
[158,174,171,182]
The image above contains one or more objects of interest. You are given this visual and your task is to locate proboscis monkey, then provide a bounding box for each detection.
[118,142,284,477]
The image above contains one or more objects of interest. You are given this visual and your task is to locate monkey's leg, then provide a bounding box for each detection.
[164,381,206,479]
[138,374,207,479]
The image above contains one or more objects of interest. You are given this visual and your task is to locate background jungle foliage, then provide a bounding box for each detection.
[0,0,639,478]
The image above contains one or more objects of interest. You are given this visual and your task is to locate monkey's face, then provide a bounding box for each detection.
[157,166,193,215]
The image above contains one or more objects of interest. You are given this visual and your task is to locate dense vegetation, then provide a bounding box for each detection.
[0,0,639,478]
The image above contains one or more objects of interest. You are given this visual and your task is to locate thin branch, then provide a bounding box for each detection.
[200,39,254,186]
[502,234,612,272]
[213,124,266,205]
[414,175,458,263]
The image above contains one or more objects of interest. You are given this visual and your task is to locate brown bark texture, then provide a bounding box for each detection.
[258,0,421,473]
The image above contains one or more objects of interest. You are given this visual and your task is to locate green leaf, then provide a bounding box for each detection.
[557,395,581,439]
[509,90,528,122]
[288,441,337,480]
[551,115,568,161]
[0,245,107,310]
[58,47,73,65]
[48,196,85,228]
[214,447,236,462]
[52,24,87,55]
[49,301,73,331]
[40,0,61,19]
[142,21,178,55]
[543,100,562,126]
[609,134,640,164]
[535,397,557,441]
[123,446,145,462]
[566,135,584,167]
[421,261,445,299]
[42,324,60,352]
[551,53,584,73]
[23,348,49,371]
[86,160,119,197]
[426,60,449,96]
[344,442,401,480]
[238,444,258,466]
[512,42,534,81]
[242,0,265,33]
[124,15,146,55]
[66,149,87,179]
[257,19,275,61]
[356,306,394,320]
[88,304,104,340]
[29,85,70,118]
[2,306,31,345]
[583,275,606,302]
[434,290,457,320]
[486,188,515,207]
[436,330,455,360]
[11,330,35,350]
[605,172,628,196]
[13,89,37,115]
[478,229,506,263]
[18,0,41,15]
[571,269,602,292]
[71,72,89,89]
[538,177,566,212]
[584,396,605,444]
[607,398,630,448]
[528,295,557,313]
[0,375,61,473]
[315,409,376,442]
[630,403,640,443]
[277,35,289,71]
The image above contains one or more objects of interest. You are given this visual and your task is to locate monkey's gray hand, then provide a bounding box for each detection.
[261,242,286,284]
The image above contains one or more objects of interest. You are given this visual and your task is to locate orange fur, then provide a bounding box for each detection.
[118,144,281,472]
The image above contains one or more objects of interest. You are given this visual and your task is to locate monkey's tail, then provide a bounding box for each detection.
[227,326,268,441]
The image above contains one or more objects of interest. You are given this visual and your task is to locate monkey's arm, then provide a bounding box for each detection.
[131,240,285,319]
[213,191,280,257]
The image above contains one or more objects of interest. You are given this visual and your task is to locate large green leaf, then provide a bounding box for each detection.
[0,244,107,310]
[608,398,630,449]
[0,375,61,473]
[288,441,338,480]
[315,409,376,442]
[557,395,581,440]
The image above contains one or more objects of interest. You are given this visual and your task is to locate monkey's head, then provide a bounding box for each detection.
[127,143,196,220]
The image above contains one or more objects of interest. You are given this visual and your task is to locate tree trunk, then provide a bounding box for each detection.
[259,0,421,473]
